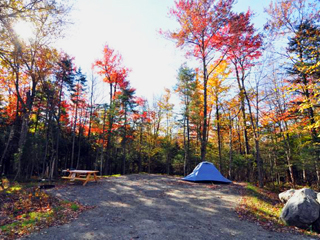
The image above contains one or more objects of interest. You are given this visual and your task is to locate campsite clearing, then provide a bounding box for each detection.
[24,174,313,240]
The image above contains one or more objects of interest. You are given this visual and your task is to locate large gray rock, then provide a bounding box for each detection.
[280,188,320,229]
[312,217,320,232]
[279,189,295,203]
[300,188,317,199]
[316,193,320,204]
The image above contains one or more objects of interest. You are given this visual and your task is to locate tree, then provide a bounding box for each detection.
[264,0,320,186]
[0,1,69,22]
[131,97,149,173]
[207,61,230,172]
[265,0,320,37]
[225,97,240,179]
[53,53,75,174]
[0,0,70,179]
[118,81,136,174]
[93,44,129,174]
[262,66,298,185]
[286,21,320,184]
[159,88,174,175]
[225,10,263,186]
[165,0,234,161]
[87,72,98,140]
[175,64,196,175]
[70,68,87,169]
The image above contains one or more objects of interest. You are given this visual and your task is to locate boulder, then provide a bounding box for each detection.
[279,189,296,203]
[300,188,317,199]
[312,217,320,233]
[317,193,320,204]
[280,188,320,229]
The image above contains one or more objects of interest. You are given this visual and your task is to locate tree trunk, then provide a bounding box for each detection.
[105,83,115,175]
[216,103,222,172]
[99,105,107,176]
[0,126,15,174]
[122,108,127,175]
[138,123,143,173]
[14,111,30,180]
[76,127,82,169]
[183,116,187,176]
[242,80,263,187]
[234,66,250,156]
[228,113,233,179]
[70,102,78,169]
[201,56,208,161]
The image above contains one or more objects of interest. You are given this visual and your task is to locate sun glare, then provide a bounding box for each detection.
[13,21,34,42]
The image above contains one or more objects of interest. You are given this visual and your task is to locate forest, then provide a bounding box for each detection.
[0,0,319,188]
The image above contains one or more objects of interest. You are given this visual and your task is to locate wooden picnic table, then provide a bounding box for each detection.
[62,170,99,186]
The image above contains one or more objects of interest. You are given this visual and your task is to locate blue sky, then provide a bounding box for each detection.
[55,0,271,103]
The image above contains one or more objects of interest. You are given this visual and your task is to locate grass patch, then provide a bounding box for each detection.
[70,203,79,211]
[237,183,319,237]
[101,174,121,178]
[240,183,283,224]
[4,185,22,194]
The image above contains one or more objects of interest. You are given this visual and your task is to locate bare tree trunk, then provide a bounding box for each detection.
[99,105,107,176]
[283,130,295,185]
[105,83,115,175]
[76,127,82,170]
[183,116,187,176]
[14,111,30,180]
[138,123,143,173]
[201,57,208,161]
[0,126,15,174]
[122,108,127,175]
[216,104,222,172]
[234,66,250,156]
[243,81,263,187]
[88,73,96,140]
[228,113,233,179]
[148,154,151,174]
[70,103,78,169]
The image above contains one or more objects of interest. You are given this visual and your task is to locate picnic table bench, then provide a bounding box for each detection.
[62,170,99,186]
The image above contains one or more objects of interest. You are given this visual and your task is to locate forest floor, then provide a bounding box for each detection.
[21,174,316,240]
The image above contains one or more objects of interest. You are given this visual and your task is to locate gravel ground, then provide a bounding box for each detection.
[23,174,316,240]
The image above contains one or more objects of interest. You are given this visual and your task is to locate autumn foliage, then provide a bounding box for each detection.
[0,0,319,194]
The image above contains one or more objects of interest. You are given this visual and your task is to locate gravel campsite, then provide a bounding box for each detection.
[23,174,315,240]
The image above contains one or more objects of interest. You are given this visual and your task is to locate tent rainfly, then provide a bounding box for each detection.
[182,161,232,183]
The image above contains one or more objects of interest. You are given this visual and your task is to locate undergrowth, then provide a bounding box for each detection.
[236,183,320,237]
[0,182,92,240]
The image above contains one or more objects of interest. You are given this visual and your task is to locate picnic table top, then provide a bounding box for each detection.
[64,170,99,174]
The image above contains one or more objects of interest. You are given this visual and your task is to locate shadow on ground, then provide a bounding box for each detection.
[24,174,313,240]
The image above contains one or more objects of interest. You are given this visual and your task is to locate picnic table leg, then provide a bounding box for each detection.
[93,173,98,182]
[83,173,91,186]
[82,173,98,186]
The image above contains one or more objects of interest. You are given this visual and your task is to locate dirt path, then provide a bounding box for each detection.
[23,174,314,240]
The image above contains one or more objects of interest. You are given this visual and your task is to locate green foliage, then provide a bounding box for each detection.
[70,203,79,211]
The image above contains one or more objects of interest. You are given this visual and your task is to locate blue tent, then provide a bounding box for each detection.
[182,161,232,183]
